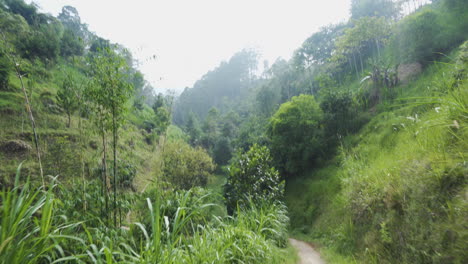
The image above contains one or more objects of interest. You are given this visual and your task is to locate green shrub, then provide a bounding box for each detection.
[392,9,443,64]
[224,144,284,214]
[269,94,324,176]
[0,54,10,91]
[162,139,215,190]
[0,165,80,263]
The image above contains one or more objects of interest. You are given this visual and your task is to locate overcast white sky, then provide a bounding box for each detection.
[29,0,351,94]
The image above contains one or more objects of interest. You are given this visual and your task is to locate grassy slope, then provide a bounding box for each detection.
[286,44,467,263]
[0,60,298,263]
[0,58,158,190]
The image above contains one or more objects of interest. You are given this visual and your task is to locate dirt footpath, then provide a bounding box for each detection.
[289,238,325,264]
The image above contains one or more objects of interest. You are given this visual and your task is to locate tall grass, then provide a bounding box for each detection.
[1,166,292,263]
[0,164,81,264]
[286,43,468,263]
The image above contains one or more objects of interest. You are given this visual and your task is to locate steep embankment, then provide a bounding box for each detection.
[287,43,468,263]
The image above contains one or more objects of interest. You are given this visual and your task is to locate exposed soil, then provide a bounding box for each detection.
[289,238,325,264]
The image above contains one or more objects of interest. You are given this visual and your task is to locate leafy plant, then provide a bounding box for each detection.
[56,73,79,127]
[162,139,215,190]
[224,144,284,214]
[0,164,81,263]
[269,94,324,176]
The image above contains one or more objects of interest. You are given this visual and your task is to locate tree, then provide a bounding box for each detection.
[17,16,62,62]
[58,5,88,41]
[201,107,219,151]
[333,17,392,78]
[351,0,401,20]
[269,95,324,176]
[56,73,79,127]
[172,49,258,125]
[256,85,279,116]
[60,28,83,57]
[0,29,44,186]
[185,111,202,146]
[152,93,171,135]
[224,144,284,215]
[162,140,215,190]
[89,37,110,53]
[87,47,133,226]
[392,9,443,64]
[293,23,347,68]
[319,89,366,153]
[0,53,10,90]
[3,0,42,25]
[213,137,232,165]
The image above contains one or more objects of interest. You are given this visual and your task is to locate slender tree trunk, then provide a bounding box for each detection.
[67,112,71,128]
[1,32,44,187]
[101,124,109,224]
[79,114,87,211]
[352,53,359,79]
[375,39,381,59]
[358,51,364,76]
[16,64,44,187]
[112,108,117,227]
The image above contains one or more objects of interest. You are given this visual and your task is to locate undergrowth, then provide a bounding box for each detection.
[287,42,468,263]
[0,165,293,264]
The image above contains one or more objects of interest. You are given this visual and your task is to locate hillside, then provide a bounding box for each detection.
[171,0,467,263]
[0,0,467,263]
[0,1,295,263]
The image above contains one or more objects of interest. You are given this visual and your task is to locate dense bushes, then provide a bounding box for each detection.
[224,144,284,214]
[0,54,10,90]
[0,166,76,263]
[269,94,324,176]
[392,9,443,64]
[162,140,215,190]
[320,90,365,149]
[287,48,468,263]
[1,165,291,264]
[60,29,84,57]
[391,1,468,65]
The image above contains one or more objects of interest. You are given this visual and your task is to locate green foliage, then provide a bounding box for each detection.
[350,0,401,20]
[0,165,79,263]
[0,54,10,90]
[224,144,284,214]
[294,23,347,67]
[162,140,215,190]
[2,0,42,26]
[130,190,290,263]
[42,135,81,178]
[173,49,258,125]
[87,47,133,129]
[60,28,83,57]
[333,16,392,78]
[287,50,468,263]
[320,90,367,150]
[392,9,443,63]
[89,37,110,53]
[56,73,79,127]
[391,1,467,65]
[213,137,232,165]
[269,94,324,175]
[1,165,291,263]
[114,159,137,189]
[165,125,189,143]
[143,93,171,136]
[184,111,202,146]
[19,23,62,62]
[256,84,280,116]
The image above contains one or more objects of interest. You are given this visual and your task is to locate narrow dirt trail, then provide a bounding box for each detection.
[289,238,326,264]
